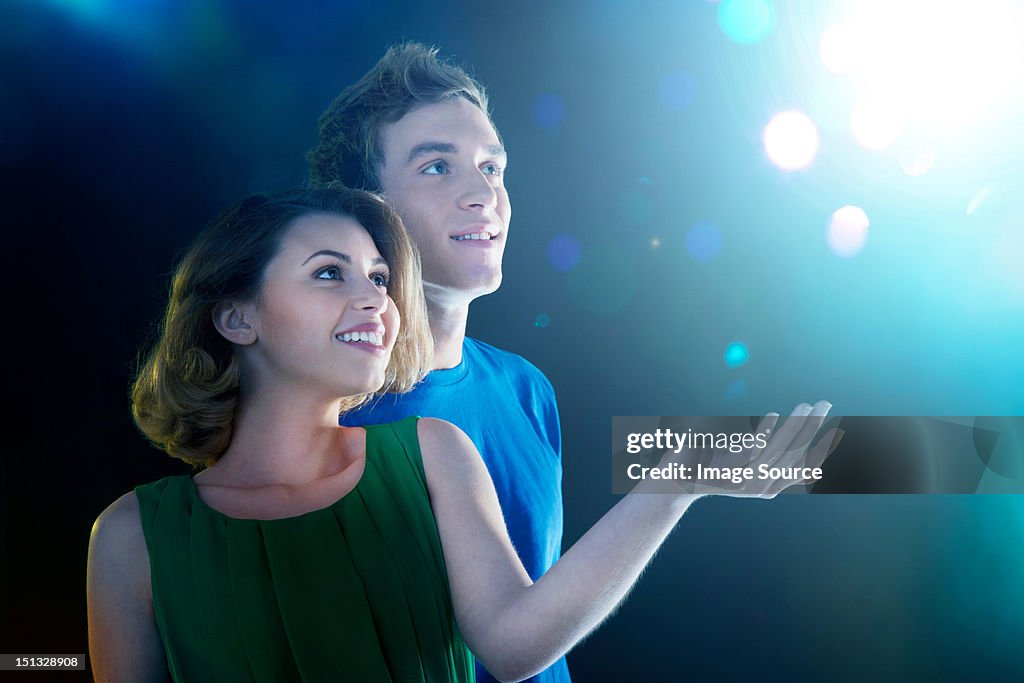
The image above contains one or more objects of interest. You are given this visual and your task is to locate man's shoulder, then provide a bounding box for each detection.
[465,337,553,388]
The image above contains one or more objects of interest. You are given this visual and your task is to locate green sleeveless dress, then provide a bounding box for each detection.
[135,417,474,682]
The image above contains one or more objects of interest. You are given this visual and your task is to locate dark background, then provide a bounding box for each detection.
[3,0,1023,680]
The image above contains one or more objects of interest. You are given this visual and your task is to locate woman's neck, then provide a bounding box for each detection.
[208,384,358,488]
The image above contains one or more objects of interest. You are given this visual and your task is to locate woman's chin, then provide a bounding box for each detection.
[338,376,387,402]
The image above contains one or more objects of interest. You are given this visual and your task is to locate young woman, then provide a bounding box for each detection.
[87,187,835,682]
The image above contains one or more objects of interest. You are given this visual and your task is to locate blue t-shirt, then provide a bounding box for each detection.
[341,337,569,683]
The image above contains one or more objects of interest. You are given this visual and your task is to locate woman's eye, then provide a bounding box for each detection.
[422,161,449,175]
[371,272,390,288]
[315,266,343,280]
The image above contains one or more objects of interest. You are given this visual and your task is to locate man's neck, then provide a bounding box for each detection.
[423,283,472,370]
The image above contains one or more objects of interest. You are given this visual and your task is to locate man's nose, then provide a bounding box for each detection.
[457,168,498,211]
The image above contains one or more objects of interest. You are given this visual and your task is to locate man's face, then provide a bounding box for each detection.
[378,98,510,301]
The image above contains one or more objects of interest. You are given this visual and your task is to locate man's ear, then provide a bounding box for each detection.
[212,301,258,346]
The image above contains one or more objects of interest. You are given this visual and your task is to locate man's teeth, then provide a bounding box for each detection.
[337,331,384,345]
[452,232,492,241]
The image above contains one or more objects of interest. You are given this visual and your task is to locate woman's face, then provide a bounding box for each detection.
[242,212,400,399]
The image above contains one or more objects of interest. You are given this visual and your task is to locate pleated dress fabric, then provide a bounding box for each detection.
[134,417,474,683]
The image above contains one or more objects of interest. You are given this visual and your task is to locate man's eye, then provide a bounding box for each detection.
[482,162,503,176]
[315,266,343,280]
[422,161,449,175]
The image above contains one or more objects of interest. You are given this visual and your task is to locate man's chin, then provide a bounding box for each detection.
[422,274,503,302]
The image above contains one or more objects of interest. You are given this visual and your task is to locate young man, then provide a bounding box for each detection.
[308,44,570,683]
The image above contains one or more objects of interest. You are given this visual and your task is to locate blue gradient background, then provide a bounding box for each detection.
[3,0,1022,679]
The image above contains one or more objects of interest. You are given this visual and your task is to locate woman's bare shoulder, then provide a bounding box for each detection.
[416,418,477,463]
[416,416,472,446]
[415,417,491,491]
[88,491,149,585]
[92,491,142,538]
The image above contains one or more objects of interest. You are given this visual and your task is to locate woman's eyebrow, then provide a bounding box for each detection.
[302,249,386,266]
[302,249,350,265]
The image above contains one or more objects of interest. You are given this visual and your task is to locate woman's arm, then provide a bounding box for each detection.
[418,403,834,682]
[87,492,168,682]
[418,418,696,682]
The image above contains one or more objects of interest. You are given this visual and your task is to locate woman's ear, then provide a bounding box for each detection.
[212,301,258,345]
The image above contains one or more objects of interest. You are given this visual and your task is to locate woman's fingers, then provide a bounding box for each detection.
[740,412,779,466]
[653,403,836,498]
[772,407,834,470]
[755,401,833,495]
[758,402,825,466]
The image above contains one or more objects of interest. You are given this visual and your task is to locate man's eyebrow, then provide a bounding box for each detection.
[406,141,507,164]
[485,144,506,158]
[407,141,455,164]
[301,250,387,267]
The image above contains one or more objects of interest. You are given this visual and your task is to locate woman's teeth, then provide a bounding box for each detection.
[452,232,492,241]
[336,331,383,346]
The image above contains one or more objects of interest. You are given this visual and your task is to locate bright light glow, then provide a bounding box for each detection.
[967,187,992,216]
[49,0,110,22]
[987,230,1024,298]
[763,110,819,171]
[827,205,870,257]
[724,342,750,368]
[844,0,1024,131]
[850,96,905,150]
[897,140,937,176]
[820,24,862,74]
[718,0,777,45]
